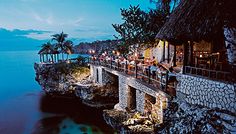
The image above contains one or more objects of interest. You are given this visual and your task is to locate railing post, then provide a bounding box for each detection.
[148,66,151,84]
[160,73,163,89]
[135,62,138,78]
[118,60,120,71]
[125,60,128,74]
[165,70,169,91]
[110,58,112,69]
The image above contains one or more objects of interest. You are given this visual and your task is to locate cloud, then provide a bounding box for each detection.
[32,12,53,25]
[0,28,46,51]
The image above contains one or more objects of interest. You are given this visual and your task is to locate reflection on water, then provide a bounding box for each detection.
[32,94,114,134]
[0,51,114,134]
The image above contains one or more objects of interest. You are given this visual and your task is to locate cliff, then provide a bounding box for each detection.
[75,78,119,108]
[103,98,236,134]
[34,62,119,108]
[34,62,90,95]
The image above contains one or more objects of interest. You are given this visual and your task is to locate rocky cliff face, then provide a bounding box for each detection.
[103,98,236,134]
[34,62,90,94]
[157,98,236,134]
[75,74,119,108]
[34,62,119,108]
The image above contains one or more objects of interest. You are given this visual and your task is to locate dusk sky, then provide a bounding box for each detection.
[0,0,155,50]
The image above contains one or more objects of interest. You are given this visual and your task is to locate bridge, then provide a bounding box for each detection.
[89,59,175,123]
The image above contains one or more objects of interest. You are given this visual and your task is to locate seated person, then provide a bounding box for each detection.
[150,63,157,78]
[151,56,158,64]
[168,67,177,82]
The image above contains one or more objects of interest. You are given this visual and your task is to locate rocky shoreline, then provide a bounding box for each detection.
[34,62,119,109]
[103,98,236,134]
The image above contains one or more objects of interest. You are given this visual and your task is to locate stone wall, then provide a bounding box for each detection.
[177,74,236,113]
[118,74,170,113]
[90,65,104,85]
[90,64,170,113]
[90,64,118,86]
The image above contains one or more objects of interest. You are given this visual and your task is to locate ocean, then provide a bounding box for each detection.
[0,50,113,134]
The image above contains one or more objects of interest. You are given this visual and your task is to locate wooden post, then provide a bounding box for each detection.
[148,66,151,83]
[135,62,138,78]
[110,57,112,69]
[165,70,169,91]
[189,41,194,66]
[183,43,189,74]
[173,45,177,66]
[167,42,170,63]
[163,41,166,62]
[118,60,120,70]
[125,60,128,74]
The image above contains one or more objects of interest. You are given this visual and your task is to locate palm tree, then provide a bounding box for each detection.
[38,42,54,62]
[63,40,73,60]
[51,32,71,61]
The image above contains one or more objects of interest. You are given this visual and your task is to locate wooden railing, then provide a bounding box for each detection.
[89,58,177,94]
[184,66,235,83]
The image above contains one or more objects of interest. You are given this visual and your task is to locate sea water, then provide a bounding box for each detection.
[0,51,113,134]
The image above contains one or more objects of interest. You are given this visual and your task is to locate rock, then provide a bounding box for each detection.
[75,78,119,108]
[34,62,90,94]
[153,98,236,133]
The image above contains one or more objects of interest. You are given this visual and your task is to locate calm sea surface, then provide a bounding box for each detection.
[0,51,114,134]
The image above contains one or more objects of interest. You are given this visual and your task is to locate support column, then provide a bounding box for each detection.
[118,76,128,110]
[39,54,42,62]
[173,45,177,66]
[136,90,145,113]
[162,41,166,62]
[183,43,189,74]
[189,41,194,66]
[167,42,170,63]
[42,54,45,62]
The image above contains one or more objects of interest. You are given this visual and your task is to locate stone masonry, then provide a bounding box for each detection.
[90,64,170,113]
[177,74,236,113]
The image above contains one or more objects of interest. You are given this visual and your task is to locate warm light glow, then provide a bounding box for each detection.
[134,52,138,57]
[117,52,120,56]
[200,54,203,58]
[112,50,115,54]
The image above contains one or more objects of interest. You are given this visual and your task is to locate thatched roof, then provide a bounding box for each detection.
[156,0,236,43]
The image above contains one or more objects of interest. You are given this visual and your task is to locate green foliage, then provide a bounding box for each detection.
[54,62,89,75]
[112,5,167,54]
[52,32,73,55]
[113,0,180,55]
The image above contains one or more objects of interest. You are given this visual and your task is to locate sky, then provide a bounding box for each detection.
[0,0,155,51]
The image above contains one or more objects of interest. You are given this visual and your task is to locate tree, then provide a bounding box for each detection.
[113,5,148,54]
[63,40,73,60]
[38,42,54,62]
[113,5,168,55]
[51,32,73,60]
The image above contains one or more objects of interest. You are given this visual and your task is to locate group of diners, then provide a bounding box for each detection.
[96,54,178,83]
